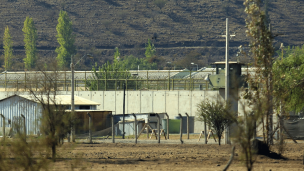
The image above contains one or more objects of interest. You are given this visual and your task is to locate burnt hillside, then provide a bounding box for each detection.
[0,0,302,69]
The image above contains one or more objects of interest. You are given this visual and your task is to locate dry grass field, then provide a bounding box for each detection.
[51,141,304,170]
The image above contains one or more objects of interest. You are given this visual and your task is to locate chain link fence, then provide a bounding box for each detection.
[0,70,216,91]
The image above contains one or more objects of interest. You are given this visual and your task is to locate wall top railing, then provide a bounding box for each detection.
[0,68,254,91]
[0,69,216,80]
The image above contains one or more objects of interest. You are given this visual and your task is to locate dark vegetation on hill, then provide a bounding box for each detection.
[0,0,302,70]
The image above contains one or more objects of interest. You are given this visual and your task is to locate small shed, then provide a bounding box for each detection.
[0,94,100,135]
[66,110,112,136]
[114,113,166,136]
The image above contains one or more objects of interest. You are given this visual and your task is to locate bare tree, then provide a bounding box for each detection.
[222,0,276,170]
[25,62,72,161]
[244,0,274,146]
[226,96,262,171]
[196,98,233,145]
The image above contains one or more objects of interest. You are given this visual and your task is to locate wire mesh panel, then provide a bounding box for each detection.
[74,111,113,139]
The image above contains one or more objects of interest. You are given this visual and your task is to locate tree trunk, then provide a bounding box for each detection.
[218,132,221,145]
[262,117,266,142]
[52,144,56,161]
[219,136,221,145]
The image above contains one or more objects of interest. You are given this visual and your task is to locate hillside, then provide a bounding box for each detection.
[0,0,303,70]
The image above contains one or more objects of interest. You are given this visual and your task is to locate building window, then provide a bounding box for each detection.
[79,106,90,109]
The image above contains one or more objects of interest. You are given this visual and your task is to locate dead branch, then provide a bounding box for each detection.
[222,146,235,171]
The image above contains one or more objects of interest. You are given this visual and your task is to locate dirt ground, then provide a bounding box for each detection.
[51,140,304,171]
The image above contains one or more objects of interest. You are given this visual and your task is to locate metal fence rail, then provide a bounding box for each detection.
[0,70,215,91]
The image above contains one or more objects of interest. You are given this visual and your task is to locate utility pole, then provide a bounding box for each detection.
[221,18,235,145]
[70,55,75,142]
[122,83,126,139]
[268,23,273,145]
[279,43,284,143]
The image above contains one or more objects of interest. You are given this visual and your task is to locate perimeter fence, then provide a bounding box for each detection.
[0,70,215,91]
[76,112,198,144]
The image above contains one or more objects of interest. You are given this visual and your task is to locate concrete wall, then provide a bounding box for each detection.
[78,90,222,133]
[0,90,222,133]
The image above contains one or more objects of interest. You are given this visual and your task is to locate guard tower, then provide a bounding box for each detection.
[209,61,246,89]
[208,61,247,144]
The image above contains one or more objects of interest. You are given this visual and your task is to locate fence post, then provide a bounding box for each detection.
[115,79,117,90]
[87,113,92,143]
[85,71,87,90]
[24,71,26,90]
[64,71,66,91]
[122,83,126,139]
[155,113,160,144]
[190,70,192,90]
[185,113,189,140]
[147,115,149,139]
[0,114,5,141]
[105,71,107,91]
[96,78,99,91]
[111,113,115,143]
[136,77,138,90]
[147,71,149,89]
[21,114,26,141]
[178,113,183,144]
[5,72,7,91]
[204,117,207,144]
[172,79,174,90]
[74,78,77,91]
[168,70,170,90]
[132,113,137,144]
[165,113,169,139]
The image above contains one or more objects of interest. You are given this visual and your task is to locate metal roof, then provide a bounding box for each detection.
[182,67,216,79]
[65,110,111,112]
[213,61,246,65]
[1,95,100,105]
[129,70,184,79]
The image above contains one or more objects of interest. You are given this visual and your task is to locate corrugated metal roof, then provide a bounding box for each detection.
[17,95,100,105]
[65,110,111,112]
